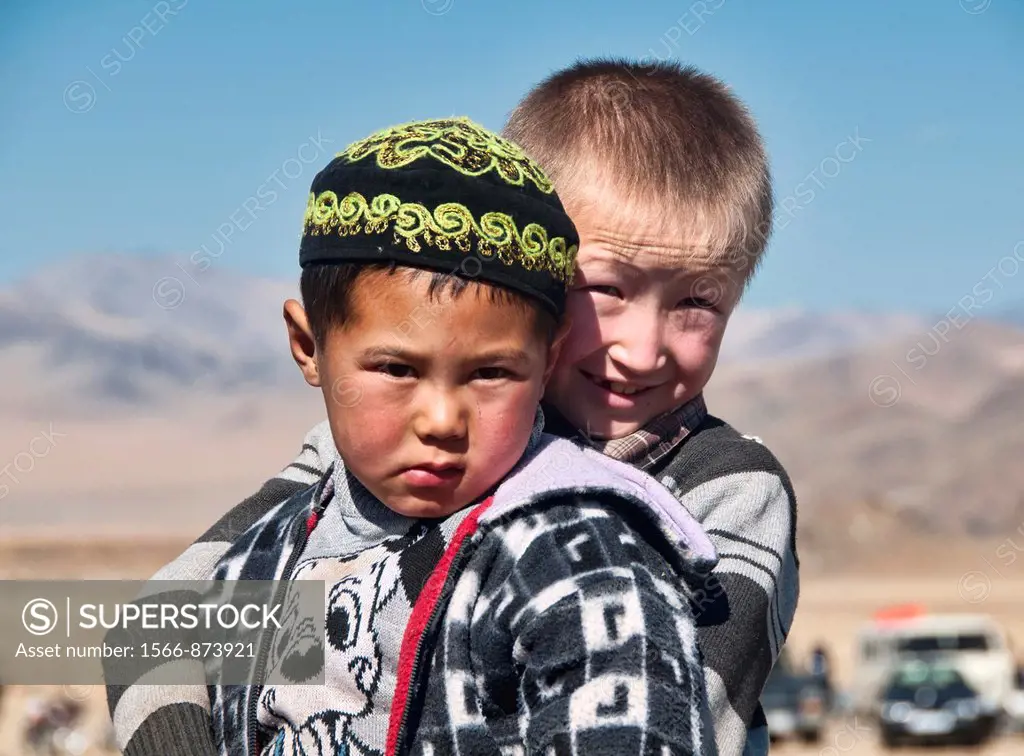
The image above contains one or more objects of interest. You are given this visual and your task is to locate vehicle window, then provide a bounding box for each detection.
[956,633,991,651]
[896,633,990,653]
[890,662,965,688]
[897,636,941,653]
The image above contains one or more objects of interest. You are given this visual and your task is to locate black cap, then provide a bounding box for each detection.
[299,117,578,317]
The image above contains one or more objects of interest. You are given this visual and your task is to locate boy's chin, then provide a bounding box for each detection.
[556,407,655,441]
[584,418,651,441]
[566,398,687,440]
[546,375,685,440]
[381,483,496,520]
[383,495,466,519]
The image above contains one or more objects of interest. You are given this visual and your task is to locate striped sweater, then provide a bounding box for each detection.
[650,418,799,755]
[107,411,798,756]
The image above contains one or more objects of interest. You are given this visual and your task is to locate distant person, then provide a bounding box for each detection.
[811,643,834,707]
[811,643,830,677]
[108,58,800,756]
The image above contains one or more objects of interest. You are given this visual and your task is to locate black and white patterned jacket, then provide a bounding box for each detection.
[109,435,721,756]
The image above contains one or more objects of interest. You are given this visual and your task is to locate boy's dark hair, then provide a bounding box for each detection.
[300,263,559,348]
[503,58,773,278]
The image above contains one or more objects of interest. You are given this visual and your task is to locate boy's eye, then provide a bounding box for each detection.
[473,367,511,381]
[579,285,622,297]
[678,297,717,311]
[377,362,415,378]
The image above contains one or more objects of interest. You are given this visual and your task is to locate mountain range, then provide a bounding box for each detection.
[2,253,1023,573]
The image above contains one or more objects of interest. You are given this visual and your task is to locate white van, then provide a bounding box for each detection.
[851,610,1015,718]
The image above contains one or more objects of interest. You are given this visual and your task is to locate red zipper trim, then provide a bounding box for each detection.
[305,510,320,536]
[385,495,496,754]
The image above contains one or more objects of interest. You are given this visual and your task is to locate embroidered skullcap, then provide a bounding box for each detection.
[299,117,578,316]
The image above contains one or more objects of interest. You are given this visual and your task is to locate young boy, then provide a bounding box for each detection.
[200,61,796,755]
[107,117,719,755]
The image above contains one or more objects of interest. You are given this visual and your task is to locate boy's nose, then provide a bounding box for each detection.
[412,390,468,441]
[607,317,669,374]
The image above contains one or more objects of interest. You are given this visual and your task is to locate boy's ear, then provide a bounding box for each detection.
[542,316,572,385]
[283,299,321,387]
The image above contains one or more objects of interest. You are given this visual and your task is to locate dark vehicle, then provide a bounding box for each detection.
[876,660,999,748]
[761,649,828,744]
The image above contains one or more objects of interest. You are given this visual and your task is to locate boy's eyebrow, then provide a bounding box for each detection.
[469,348,532,364]
[586,249,731,279]
[359,345,532,363]
[360,345,418,360]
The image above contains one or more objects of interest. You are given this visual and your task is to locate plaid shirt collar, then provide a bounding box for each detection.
[543,394,708,470]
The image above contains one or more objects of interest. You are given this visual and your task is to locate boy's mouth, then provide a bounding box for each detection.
[581,371,650,397]
[401,462,465,488]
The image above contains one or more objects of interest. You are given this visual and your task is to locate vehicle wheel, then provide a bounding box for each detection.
[799,730,822,744]
[880,730,900,750]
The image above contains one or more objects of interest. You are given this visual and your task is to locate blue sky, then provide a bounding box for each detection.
[1,0,1022,312]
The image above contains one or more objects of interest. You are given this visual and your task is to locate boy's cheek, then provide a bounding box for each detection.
[565,292,603,327]
[552,340,591,373]
[557,307,604,364]
[675,343,723,388]
[326,378,401,437]
[325,373,367,410]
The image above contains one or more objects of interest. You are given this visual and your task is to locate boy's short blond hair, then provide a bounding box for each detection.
[503,58,773,280]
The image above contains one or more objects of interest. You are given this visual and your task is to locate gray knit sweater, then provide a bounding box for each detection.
[650,417,799,755]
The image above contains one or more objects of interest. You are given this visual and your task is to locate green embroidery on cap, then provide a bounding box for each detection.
[304,190,575,284]
[336,118,555,194]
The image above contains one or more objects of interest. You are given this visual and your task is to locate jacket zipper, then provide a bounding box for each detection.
[392,494,497,754]
[392,596,443,755]
[392,545,474,755]
[247,494,327,756]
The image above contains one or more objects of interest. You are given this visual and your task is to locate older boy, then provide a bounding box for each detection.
[502,60,798,755]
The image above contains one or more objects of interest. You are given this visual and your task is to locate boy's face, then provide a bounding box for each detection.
[545,183,743,440]
[285,271,564,518]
